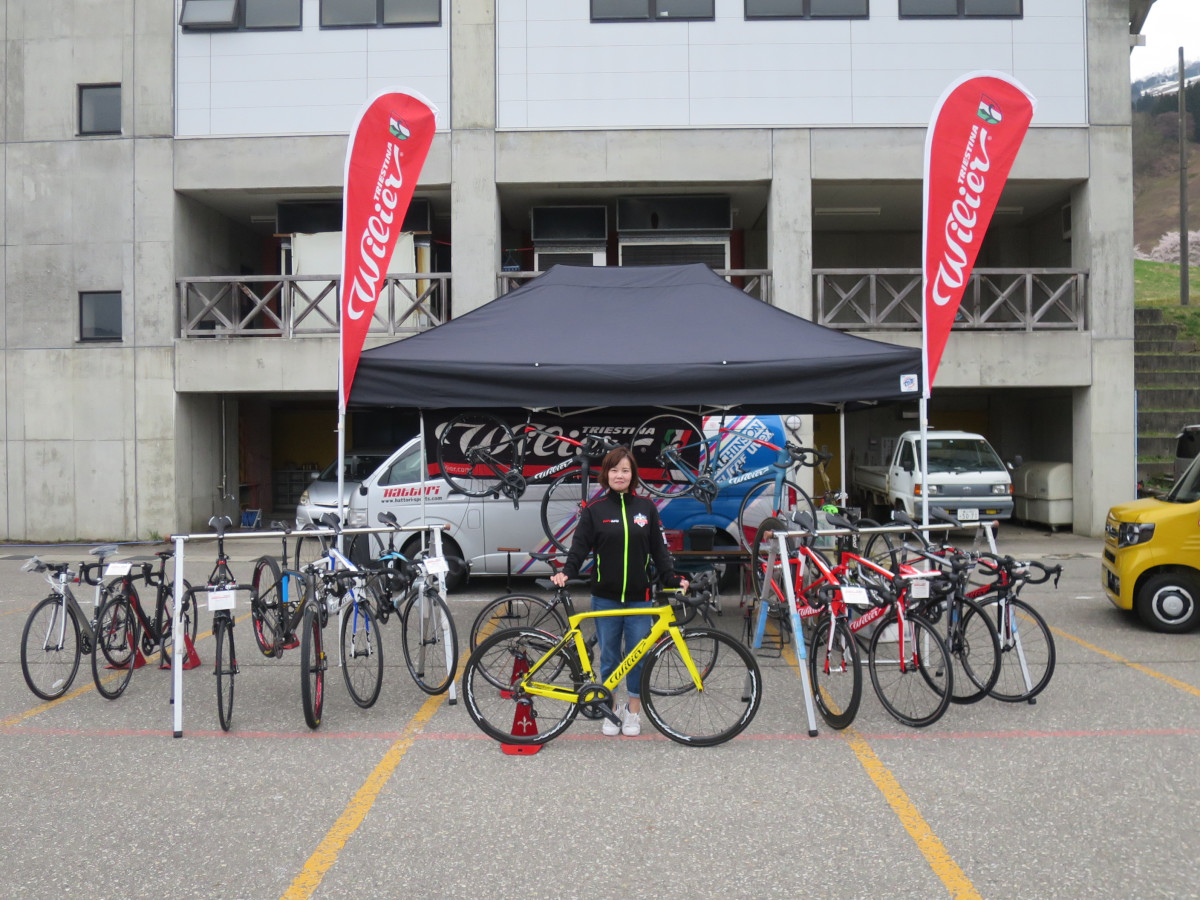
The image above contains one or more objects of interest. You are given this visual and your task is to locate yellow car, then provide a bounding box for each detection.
[1102,455,1200,632]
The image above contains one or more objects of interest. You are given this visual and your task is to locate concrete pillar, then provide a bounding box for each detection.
[768,129,813,320]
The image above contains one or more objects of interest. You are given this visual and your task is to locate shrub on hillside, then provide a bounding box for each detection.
[1135,231,1200,265]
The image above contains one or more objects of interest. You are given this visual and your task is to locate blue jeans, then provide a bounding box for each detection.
[592,595,654,699]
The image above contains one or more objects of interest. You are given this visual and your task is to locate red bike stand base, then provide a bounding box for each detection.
[161,633,202,670]
[500,655,540,755]
[108,645,147,671]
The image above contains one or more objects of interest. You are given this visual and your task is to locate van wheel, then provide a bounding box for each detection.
[402,536,467,592]
[1136,571,1200,633]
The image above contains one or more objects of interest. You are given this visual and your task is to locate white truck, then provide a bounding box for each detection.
[852,430,1014,524]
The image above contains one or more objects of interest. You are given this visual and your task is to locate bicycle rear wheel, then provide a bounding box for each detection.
[341,599,384,708]
[92,592,138,700]
[630,414,704,499]
[251,555,283,657]
[470,593,568,650]
[867,612,951,728]
[214,616,236,731]
[540,469,603,552]
[21,596,82,700]
[299,604,326,729]
[639,628,762,746]
[737,478,817,552]
[159,579,196,666]
[809,617,862,730]
[462,627,582,746]
[436,412,518,498]
[971,597,1056,702]
[294,528,329,572]
[944,596,1001,704]
[401,588,459,694]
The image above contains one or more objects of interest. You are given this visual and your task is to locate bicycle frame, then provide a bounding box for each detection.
[518,605,702,706]
[657,421,793,498]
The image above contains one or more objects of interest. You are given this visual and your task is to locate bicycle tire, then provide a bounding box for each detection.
[630,413,704,499]
[749,515,788,601]
[251,555,284,657]
[737,478,817,553]
[92,592,138,700]
[970,596,1057,702]
[470,593,568,650]
[639,628,762,746]
[341,598,384,708]
[461,627,582,746]
[540,469,602,553]
[214,616,236,732]
[944,595,1001,705]
[436,412,518,498]
[867,612,951,728]
[400,588,459,694]
[21,595,82,700]
[858,518,900,576]
[294,528,329,573]
[299,603,326,729]
[96,582,139,668]
[159,579,196,666]
[809,616,862,730]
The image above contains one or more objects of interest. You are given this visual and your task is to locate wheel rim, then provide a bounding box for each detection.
[1150,583,1195,626]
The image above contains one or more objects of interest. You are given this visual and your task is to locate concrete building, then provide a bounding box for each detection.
[1,0,1149,541]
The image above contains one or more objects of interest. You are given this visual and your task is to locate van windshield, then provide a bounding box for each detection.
[317,453,389,482]
[1166,454,1200,504]
[922,438,1005,474]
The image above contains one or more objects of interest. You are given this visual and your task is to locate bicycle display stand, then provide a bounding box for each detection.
[168,522,453,738]
[499,655,540,755]
[162,633,202,671]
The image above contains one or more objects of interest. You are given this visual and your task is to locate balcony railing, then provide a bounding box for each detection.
[814,269,1087,332]
[497,269,773,302]
[178,273,450,338]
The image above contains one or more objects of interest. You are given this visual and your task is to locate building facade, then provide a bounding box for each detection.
[1,0,1142,541]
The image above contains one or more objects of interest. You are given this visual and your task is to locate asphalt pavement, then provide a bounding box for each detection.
[2,522,1199,899]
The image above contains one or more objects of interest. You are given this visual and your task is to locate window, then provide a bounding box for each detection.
[80,292,122,342]
[899,0,1020,17]
[745,0,868,18]
[79,85,121,136]
[180,0,302,31]
[321,0,441,27]
[591,0,715,21]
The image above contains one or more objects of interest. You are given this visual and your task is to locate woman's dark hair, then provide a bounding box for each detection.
[598,446,640,491]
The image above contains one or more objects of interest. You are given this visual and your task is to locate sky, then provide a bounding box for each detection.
[1129,0,1200,81]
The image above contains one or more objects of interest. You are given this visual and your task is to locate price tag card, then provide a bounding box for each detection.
[423,556,449,576]
[105,562,131,577]
[909,580,930,599]
[840,585,870,607]
[207,589,237,611]
[957,508,979,522]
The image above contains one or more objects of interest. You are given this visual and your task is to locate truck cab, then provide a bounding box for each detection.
[1103,452,1200,632]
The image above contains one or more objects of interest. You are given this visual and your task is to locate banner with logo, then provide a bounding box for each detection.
[922,72,1035,388]
[340,89,437,410]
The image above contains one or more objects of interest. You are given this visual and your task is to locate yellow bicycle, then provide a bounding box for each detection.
[462,591,762,747]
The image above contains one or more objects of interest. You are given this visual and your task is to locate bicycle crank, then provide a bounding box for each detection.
[576,682,616,722]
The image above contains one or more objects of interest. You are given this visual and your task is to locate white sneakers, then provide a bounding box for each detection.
[601,703,642,737]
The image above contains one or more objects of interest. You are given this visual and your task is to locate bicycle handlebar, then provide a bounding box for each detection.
[787,444,830,467]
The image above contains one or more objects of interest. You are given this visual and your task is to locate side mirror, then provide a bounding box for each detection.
[310,471,320,481]
[358,484,368,496]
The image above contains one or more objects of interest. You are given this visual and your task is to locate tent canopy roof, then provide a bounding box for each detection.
[350,263,923,413]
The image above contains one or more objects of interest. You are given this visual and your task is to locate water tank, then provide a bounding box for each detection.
[1013,462,1073,528]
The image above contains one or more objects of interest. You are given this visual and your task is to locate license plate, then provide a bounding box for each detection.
[957,508,979,522]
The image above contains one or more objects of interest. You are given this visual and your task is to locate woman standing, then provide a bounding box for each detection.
[551,446,687,736]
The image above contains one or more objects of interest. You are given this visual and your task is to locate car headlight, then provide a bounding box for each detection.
[992,484,1011,495]
[1117,522,1155,548]
[298,489,310,506]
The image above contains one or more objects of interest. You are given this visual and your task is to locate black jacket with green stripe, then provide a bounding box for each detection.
[561,489,678,603]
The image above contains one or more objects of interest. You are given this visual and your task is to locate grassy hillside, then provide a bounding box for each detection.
[1133,141,1200,251]
[1135,260,1200,343]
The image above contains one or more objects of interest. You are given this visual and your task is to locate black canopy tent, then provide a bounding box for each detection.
[349,263,922,414]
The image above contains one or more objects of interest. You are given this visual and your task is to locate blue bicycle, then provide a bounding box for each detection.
[631,412,828,548]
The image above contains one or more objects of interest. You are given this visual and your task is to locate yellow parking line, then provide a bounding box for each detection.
[280,691,448,900]
[1050,625,1200,698]
[778,620,980,899]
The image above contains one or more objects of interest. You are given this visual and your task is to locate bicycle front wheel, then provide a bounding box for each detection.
[293,528,329,572]
[867,612,951,728]
[401,589,459,694]
[214,616,236,732]
[540,469,604,552]
[631,413,704,499]
[299,605,326,729]
[341,599,384,708]
[971,597,1056,702]
[462,627,582,746]
[436,412,518,498]
[737,478,817,551]
[251,555,283,657]
[92,592,139,700]
[21,596,82,700]
[639,628,762,747]
[945,596,1001,705]
[809,617,862,730]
